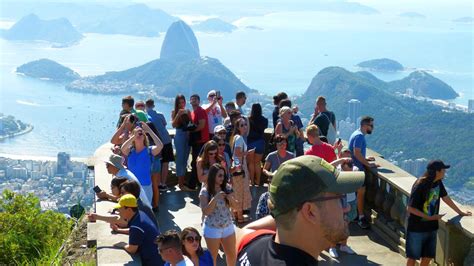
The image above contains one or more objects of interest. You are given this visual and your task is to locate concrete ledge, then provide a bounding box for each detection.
[89,143,141,265]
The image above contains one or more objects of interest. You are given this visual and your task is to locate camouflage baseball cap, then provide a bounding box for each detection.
[269,156,365,217]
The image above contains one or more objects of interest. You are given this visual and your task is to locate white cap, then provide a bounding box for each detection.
[214,125,226,134]
[207,90,217,98]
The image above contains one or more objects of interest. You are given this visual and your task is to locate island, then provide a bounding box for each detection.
[357,58,404,72]
[16,59,80,82]
[0,114,33,140]
[192,18,237,33]
[1,14,83,46]
[296,67,472,196]
[388,71,459,100]
[77,4,178,37]
[66,20,251,99]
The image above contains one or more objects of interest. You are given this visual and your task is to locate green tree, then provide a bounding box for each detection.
[0,190,73,264]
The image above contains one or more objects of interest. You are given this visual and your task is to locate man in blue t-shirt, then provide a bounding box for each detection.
[113,194,162,266]
[348,116,380,229]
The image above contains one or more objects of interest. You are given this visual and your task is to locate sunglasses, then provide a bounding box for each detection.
[218,143,226,147]
[239,123,247,127]
[208,152,217,156]
[217,131,226,135]
[185,236,201,243]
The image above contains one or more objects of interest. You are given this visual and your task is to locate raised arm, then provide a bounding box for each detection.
[141,122,163,156]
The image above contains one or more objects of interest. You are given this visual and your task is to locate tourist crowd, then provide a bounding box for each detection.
[88,91,471,266]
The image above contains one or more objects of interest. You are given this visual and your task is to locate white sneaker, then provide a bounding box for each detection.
[329,247,339,258]
[340,245,355,254]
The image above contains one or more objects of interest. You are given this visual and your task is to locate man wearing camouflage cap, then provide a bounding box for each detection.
[236,155,365,265]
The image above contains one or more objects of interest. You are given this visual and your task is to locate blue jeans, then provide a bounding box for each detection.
[174,128,190,177]
[406,230,437,260]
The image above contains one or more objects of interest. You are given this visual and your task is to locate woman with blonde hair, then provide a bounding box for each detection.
[121,122,163,205]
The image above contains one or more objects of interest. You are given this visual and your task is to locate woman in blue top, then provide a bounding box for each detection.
[121,122,163,206]
[180,227,213,266]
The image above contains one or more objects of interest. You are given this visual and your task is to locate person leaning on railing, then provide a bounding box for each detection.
[406,160,472,266]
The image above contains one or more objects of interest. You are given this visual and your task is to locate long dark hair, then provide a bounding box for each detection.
[180,227,204,257]
[413,168,438,199]
[249,103,262,120]
[173,94,186,119]
[206,163,229,205]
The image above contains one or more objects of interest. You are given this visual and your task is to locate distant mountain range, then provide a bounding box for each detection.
[296,67,473,191]
[1,14,83,46]
[65,21,251,99]
[192,18,237,33]
[16,59,80,82]
[77,4,178,37]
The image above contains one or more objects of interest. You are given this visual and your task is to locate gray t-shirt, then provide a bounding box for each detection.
[265,151,295,172]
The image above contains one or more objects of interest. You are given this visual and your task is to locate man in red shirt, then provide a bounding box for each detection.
[189,94,209,189]
[305,124,341,163]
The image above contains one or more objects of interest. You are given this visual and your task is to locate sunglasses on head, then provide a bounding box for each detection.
[185,236,201,243]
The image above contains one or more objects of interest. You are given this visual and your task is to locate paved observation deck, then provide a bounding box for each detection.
[87,130,473,265]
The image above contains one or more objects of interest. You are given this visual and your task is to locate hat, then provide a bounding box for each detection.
[279,106,291,117]
[269,156,365,217]
[427,160,450,171]
[104,154,124,170]
[214,125,226,134]
[114,194,138,209]
[207,90,217,98]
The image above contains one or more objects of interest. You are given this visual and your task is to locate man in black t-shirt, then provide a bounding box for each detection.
[308,96,336,141]
[406,160,471,266]
[236,156,365,265]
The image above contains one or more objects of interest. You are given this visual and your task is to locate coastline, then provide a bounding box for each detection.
[0,152,88,162]
[0,124,34,141]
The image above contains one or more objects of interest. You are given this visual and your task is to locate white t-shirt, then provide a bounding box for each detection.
[203,103,223,134]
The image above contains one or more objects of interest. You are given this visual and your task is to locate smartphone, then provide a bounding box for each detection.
[216,90,221,99]
[337,138,342,145]
[93,185,102,193]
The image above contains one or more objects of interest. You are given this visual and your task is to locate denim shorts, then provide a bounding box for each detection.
[151,156,161,173]
[203,223,235,239]
[247,138,265,154]
[406,230,437,260]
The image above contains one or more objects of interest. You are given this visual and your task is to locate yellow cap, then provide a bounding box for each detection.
[114,194,138,209]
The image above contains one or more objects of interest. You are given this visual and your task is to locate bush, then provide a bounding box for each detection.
[0,190,73,264]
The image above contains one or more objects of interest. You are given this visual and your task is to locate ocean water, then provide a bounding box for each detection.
[0,11,472,157]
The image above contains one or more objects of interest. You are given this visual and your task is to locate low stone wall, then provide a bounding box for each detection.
[87,130,473,265]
